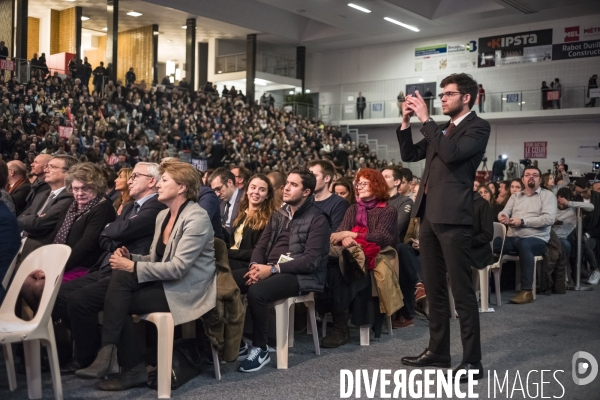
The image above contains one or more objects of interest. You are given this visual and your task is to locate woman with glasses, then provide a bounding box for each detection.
[228,174,277,271]
[20,162,116,312]
[321,168,399,348]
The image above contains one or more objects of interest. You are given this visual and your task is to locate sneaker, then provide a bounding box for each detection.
[237,342,249,361]
[588,270,600,285]
[415,282,426,302]
[392,316,414,329]
[239,347,270,373]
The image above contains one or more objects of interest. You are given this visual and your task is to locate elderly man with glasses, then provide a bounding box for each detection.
[574,178,600,284]
[497,166,557,304]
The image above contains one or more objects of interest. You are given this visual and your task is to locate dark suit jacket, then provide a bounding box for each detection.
[19,189,75,259]
[397,112,490,225]
[470,193,494,269]
[198,186,224,241]
[24,180,49,211]
[11,181,31,216]
[49,197,116,271]
[89,194,167,273]
[220,188,244,234]
[228,224,264,263]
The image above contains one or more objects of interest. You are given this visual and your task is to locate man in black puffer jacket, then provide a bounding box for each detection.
[232,167,330,373]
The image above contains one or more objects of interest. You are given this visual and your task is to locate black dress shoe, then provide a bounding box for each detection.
[453,362,484,383]
[401,349,451,368]
[97,362,148,391]
[60,359,82,375]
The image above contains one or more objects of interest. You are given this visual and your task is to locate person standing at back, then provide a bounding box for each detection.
[397,73,490,382]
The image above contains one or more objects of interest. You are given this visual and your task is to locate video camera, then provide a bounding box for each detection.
[519,158,532,167]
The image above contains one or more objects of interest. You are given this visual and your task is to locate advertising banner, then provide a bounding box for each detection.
[414,41,477,72]
[0,59,15,71]
[524,141,547,159]
[552,24,600,61]
[191,159,207,172]
[478,29,553,68]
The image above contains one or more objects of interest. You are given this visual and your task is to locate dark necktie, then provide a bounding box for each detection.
[38,192,56,216]
[129,201,140,219]
[222,202,231,226]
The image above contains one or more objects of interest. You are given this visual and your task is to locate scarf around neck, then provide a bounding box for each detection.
[53,196,102,244]
[355,197,383,228]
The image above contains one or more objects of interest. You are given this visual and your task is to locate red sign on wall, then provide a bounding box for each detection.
[524,141,547,158]
[0,59,15,71]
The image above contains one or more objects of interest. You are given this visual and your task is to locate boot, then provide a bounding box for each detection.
[96,362,148,391]
[75,344,119,379]
[320,310,349,348]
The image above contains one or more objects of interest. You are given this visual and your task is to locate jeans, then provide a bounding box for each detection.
[496,237,547,291]
[560,239,572,259]
[396,243,422,318]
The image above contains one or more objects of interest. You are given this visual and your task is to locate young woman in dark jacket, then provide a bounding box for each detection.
[228,174,277,270]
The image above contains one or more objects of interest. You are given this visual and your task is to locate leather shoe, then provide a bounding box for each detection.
[401,349,451,368]
[60,359,82,375]
[509,290,534,304]
[97,362,148,391]
[453,362,483,383]
[76,344,119,379]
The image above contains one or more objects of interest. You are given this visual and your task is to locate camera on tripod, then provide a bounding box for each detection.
[519,158,531,167]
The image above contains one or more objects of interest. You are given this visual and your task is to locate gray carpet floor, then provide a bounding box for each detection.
[2,287,600,399]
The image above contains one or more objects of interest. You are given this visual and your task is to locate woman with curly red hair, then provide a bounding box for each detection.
[321,168,399,348]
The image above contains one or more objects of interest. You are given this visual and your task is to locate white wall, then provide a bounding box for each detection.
[306,15,600,106]
[38,10,51,56]
[359,120,600,178]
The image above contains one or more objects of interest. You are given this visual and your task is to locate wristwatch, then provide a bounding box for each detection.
[268,263,278,274]
[520,219,525,228]
[422,117,434,125]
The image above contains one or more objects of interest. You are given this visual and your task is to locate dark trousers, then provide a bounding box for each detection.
[232,268,299,349]
[357,107,365,119]
[497,237,547,290]
[396,243,422,318]
[101,270,169,369]
[420,213,481,363]
[53,271,111,366]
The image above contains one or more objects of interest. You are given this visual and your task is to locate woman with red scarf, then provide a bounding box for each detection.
[321,168,398,348]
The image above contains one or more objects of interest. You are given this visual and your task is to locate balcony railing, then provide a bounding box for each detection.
[215,52,296,78]
[318,86,598,122]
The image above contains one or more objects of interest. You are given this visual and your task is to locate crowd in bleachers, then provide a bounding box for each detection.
[1,67,600,395]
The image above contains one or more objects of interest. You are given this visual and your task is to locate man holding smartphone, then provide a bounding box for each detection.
[397,73,490,382]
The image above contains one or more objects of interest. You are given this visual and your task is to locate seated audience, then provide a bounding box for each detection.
[18,155,79,260]
[20,163,116,312]
[228,174,277,270]
[76,161,216,390]
[574,178,600,284]
[232,167,329,372]
[308,160,349,231]
[322,168,398,348]
[497,166,557,304]
[267,170,286,208]
[231,165,251,190]
[496,180,511,207]
[6,160,30,215]
[332,178,356,205]
[113,167,133,214]
[478,185,502,220]
[53,162,166,373]
[509,178,525,195]
[24,154,52,211]
[382,165,413,239]
[198,174,225,241]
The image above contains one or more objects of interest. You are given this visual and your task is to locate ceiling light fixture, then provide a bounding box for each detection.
[81,16,89,21]
[383,17,419,32]
[254,78,268,86]
[126,11,142,17]
[102,27,108,31]
[182,25,187,29]
[65,0,75,2]
[348,3,371,13]
[289,91,295,95]
[305,89,311,93]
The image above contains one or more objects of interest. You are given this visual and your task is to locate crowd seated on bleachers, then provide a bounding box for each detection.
[1,67,600,394]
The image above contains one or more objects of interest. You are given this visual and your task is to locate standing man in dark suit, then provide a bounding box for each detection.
[6,160,31,215]
[397,73,490,382]
[356,92,366,119]
[53,162,166,372]
[209,167,244,237]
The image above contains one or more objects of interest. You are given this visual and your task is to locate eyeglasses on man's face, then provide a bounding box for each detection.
[523,174,540,179]
[45,163,67,171]
[129,172,153,181]
[437,91,462,100]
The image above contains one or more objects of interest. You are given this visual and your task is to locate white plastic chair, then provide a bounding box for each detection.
[501,255,543,299]
[273,292,320,369]
[132,313,220,399]
[0,244,71,399]
[320,313,393,345]
[489,222,507,307]
[2,237,26,291]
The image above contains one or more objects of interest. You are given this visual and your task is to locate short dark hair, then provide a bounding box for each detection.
[499,180,510,191]
[102,167,117,190]
[440,73,478,109]
[400,168,413,182]
[51,154,79,170]
[267,170,286,189]
[288,167,316,195]
[208,167,235,186]
[307,160,335,184]
[522,165,542,178]
[556,187,572,200]
[382,165,404,188]
[574,178,591,189]
[231,165,251,183]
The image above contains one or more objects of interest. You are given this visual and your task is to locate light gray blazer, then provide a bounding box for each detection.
[132,202,217,326]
